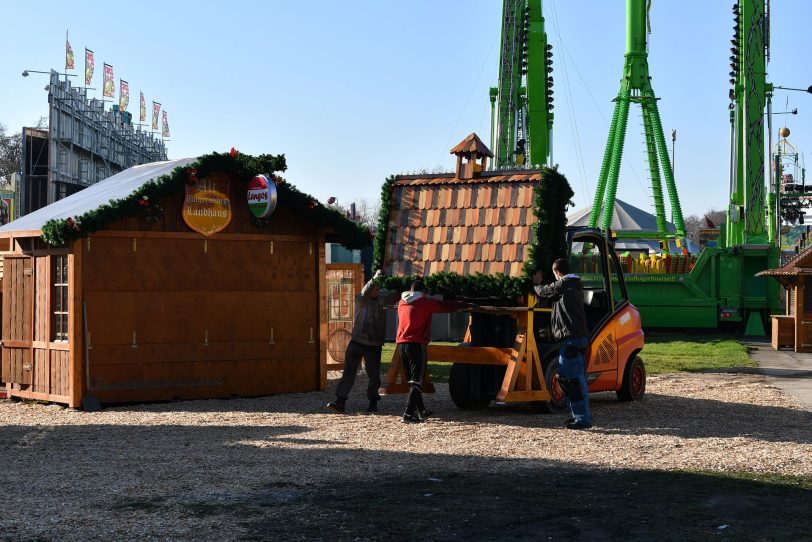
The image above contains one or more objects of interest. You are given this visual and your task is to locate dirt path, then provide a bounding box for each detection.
[0,373,809,541]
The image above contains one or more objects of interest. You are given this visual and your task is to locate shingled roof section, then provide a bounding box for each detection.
[449,133,494,158]
[384,170,540,278]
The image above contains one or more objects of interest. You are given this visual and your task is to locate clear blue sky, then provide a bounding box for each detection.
[2,1,811,218]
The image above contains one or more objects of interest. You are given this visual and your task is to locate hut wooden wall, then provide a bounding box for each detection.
[82,232,323,403]
[81,175,326,403]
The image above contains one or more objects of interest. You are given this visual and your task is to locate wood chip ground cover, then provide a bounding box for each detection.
[0,372,809,541]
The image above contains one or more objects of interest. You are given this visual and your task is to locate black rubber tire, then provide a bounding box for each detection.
[617,355,646,402]
[531,358,569,413]
[449,363,492,410]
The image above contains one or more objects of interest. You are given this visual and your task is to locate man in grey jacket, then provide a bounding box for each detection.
[327,270,395,413]
[533,258,592,429]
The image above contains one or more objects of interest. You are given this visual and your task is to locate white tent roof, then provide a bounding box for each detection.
[567,198,677,232]
[568,199,698,254]
[0,158,194,234]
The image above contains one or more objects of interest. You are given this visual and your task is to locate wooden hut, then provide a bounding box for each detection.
[757,246,812,352]
[0,153,369,407]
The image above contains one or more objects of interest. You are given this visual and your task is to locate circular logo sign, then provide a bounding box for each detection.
[247,174,278,219]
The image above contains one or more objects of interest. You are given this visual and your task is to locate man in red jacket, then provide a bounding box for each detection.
[396,279,468,423]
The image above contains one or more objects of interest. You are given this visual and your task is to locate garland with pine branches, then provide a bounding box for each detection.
[372,167,573,299]
[40,151,372,248]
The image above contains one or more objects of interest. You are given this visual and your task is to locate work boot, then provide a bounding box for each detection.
[402,412,423,424]
[418,409,434,419]
[326,400,346,413]
[566,420,593,430]
[366,400,378,413]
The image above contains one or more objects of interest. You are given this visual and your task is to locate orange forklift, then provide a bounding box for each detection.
[381,227,647,412]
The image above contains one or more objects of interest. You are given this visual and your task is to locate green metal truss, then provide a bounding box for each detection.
[589,0,686,248]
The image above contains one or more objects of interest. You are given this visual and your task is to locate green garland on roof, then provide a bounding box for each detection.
[40,151,372,248]
[371,167,573,300]
[372,175,397,271]
[522,166,574,285]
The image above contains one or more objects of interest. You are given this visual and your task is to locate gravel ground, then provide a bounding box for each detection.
[0,372,809,541]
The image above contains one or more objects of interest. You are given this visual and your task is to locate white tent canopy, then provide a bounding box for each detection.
[567,199,698,254]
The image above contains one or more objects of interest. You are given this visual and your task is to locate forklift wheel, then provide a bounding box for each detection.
[531,358,569,413]
[617,355,646,402]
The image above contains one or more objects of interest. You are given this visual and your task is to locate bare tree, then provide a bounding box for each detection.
[683,209,726,245]
[0,123,22,186]
[353,198,380,229]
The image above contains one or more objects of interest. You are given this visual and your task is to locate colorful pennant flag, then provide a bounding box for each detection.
[65,31,74,70]
[152,101,160,130]
[119,80,129,111]
[140,92,146,123]
[85,49,94,86]
[162,111,170,138]
[103,63,114,98]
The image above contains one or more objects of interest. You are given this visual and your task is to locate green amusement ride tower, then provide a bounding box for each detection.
[490,0,554,169]
[589,0,685,248]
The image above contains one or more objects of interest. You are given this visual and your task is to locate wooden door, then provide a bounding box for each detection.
[325,263,364,371]
[2,256,34,386]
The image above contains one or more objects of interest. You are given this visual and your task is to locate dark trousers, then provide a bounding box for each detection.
[335,340,382,403]
[398,342,427,414]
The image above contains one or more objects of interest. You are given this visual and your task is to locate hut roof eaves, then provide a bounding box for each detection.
[0,158,195,234]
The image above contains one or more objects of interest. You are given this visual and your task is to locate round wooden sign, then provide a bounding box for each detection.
[247,175,278,219]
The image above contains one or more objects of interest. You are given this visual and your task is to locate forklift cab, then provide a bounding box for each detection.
[567,226,630,336]
[533,226,645,403]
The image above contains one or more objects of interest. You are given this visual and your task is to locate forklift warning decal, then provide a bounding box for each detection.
[619,312,631,326]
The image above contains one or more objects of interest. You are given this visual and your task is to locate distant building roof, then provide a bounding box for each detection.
[757,243,812,286]
[385,170,539,277]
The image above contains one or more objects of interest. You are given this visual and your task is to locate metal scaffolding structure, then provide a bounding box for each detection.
[19,70,167,216]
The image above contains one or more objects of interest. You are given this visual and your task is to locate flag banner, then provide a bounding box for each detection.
[152,102,160,130]
[66,32,74,70]
[103,63,114,98]
[85,49,94,86]
[119,80,129,111]
[162,110,170,138]
[140,92,146,122]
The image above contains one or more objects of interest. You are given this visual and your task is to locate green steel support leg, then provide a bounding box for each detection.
[647,92,686,237]
[641,98,669,247]
[589,97,624,228]
[600,86,632,232]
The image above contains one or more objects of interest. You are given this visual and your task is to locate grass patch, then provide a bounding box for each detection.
[380,342,457,383]
[642,334,754,374]
[380,334,753,379]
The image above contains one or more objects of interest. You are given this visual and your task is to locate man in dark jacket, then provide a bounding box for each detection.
[533,258,592,429]
[327,271,395,414]
[396,279,468,423]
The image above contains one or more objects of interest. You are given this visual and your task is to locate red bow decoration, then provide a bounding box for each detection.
[138,196,150,207]
[186,167,199,185]
[229,147,238,157]
[66,217,81,232]
[308,199,316,209]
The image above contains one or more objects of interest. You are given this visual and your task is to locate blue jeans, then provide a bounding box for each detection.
[558,337,592,425]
